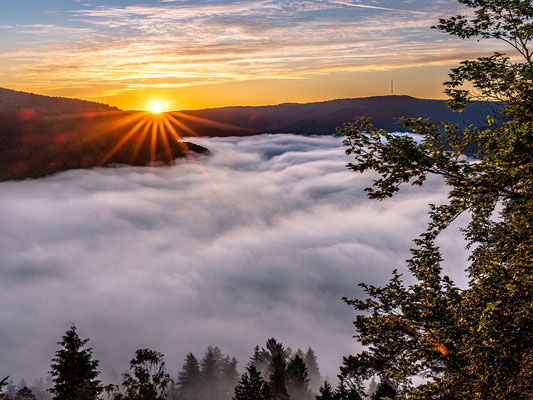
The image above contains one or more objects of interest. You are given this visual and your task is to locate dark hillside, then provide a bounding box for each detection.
[181,96,502,134]
[0,89,212,181]
[0,87,118,116]
[0,89,502,180]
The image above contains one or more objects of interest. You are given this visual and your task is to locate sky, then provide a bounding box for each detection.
[0,134,470,385]
[0,0,503,110]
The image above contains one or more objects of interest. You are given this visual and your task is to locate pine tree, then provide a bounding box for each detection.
[102,384,119,400]
[286,355,310,400]
[262,339,289,399]
[370,379,397,400]
[14,386,36,400]
[4,382,16,399]
[233,365,264,400]
[261,382,272,400]
[1,378,12,400]
[49,324,102,400]
[315,381,338,400]
[268,352,287,399]
[250,346,270,378]
[336,378,364,400]
[220,356,239,398]
[303,348,321,393]
[199,346,222,400]
[176,353,200,400]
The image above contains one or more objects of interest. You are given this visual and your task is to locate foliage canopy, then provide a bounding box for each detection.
[339,0,533,398]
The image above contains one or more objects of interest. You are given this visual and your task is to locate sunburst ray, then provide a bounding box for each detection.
[170,111,249,132]
[130,117,153,164]
[97,114,150,166]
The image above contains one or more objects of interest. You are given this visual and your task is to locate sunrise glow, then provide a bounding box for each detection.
[0,1,499,110]
[150,103,165,113]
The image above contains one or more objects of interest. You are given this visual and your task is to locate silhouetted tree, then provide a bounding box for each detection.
[102,384,119,400]
[4,381,16,399]
[176,353,200,400]
[315,381,338,400]
[370,379,398,400]
[303,348,321,393]
[121,349,171,400]
[286,355,310,400]
[340,0,533,398]
[233,365,265,400]
[49,324,102,400]
[1,378,12,400]
[261,382,272,400]
[199,346,222,400]
[220,356,239,398]
[268,352,287,399]
[14,386,35,400]
[250,346,270,378]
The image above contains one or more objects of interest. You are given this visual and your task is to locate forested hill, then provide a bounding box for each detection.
[0,88,501,180]
[0,87,118,115]
[0,88,211,181]
[180,95,503,134]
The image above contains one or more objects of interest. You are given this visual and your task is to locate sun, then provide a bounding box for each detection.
[150,102,165,113]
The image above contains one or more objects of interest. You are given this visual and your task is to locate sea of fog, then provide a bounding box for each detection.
[0,134,469,384]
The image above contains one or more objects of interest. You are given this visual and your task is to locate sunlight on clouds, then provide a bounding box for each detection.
[0,0,500,108]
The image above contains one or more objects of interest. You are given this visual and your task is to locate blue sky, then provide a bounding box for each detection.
[0,0,504,109]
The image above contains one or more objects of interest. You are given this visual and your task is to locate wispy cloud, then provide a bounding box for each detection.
[0,0,496,103]
[333,0,429,14]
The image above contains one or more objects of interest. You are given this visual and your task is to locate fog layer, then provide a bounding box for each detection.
[0,134,468,383]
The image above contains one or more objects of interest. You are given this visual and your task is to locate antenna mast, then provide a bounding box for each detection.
[391,79,394,95]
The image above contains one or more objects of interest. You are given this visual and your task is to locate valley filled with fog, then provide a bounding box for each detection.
[0,134,469,383]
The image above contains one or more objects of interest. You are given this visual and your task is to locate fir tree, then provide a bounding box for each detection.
[1,378,12,400]
[303,348,321,393]
[261,382,272,400]
[14,386,36,400]
[102,384,119,400]
[370,379,397,400]
[336,378,364,400]
[49,324,102,400]
[286,355,310,400]
[268,352,287,399]
[315,381,338,400]
[220,356,239,398]
[250,346,270,378]
[233,365,264,400]
[199,346,222,400]
[176,353,200,400]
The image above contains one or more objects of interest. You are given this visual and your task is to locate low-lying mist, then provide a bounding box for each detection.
[0,134,469,384]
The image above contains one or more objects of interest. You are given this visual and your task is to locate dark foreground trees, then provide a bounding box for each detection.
[49,324,102,400]
[119,349,171,400]
[13,328,321,400]
[233,365,265,400]
[339,0,533,399]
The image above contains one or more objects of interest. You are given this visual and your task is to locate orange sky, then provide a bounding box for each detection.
[0,0,503,111]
